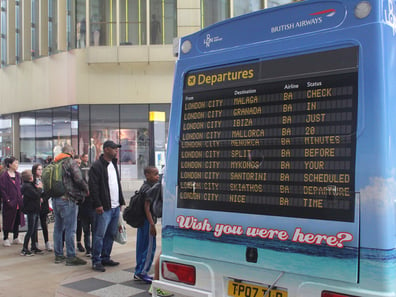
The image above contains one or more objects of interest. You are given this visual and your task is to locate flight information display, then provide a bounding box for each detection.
[177,47,358,222]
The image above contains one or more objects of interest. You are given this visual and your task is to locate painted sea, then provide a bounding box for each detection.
[162,226,396,293]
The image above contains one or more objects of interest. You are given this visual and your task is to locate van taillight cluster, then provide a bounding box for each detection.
[322,291,359,297]
[161,261,196,285]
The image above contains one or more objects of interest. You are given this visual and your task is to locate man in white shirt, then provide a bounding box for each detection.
[89,140,126,272]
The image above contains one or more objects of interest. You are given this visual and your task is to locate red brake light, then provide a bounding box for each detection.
[322,291,359,297]
[161,261,196,285]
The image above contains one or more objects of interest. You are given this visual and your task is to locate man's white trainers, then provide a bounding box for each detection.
[12,238,22,244]
[3,239,11,247]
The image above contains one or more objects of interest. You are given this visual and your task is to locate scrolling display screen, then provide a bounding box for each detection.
[177,47,358,222]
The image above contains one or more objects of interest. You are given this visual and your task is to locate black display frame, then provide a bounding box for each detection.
[177,47,359,222]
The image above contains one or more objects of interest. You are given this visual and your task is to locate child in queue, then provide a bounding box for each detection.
[21,170,43,256]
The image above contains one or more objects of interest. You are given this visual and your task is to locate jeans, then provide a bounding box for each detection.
[35,212,49,244]
[23,213,39,250]
[92,207,120,265]
[135,219,156,275]
[52,198,78,258]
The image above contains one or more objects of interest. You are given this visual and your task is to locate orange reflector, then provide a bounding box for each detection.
[322,291,359,297]
[162,261,196,285]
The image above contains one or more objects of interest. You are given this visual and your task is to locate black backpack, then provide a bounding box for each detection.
[146,182,163,218]
[123,190,146,228]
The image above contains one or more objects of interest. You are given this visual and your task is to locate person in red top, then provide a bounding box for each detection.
[0,157,25,247]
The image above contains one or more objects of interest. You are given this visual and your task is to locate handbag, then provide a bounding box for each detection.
[114,215,127,244]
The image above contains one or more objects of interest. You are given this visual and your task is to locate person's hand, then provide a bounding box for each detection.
[96,206,104,214]
[120,205,126,212]
[149,223,157,237]
[36,181,43,189]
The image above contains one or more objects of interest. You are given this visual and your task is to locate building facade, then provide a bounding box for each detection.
[0,0,294,185]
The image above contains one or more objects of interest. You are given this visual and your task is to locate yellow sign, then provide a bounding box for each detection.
[228,280,288,297]
[149,111,165,122]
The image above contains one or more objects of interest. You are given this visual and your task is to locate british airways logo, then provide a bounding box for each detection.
[310,8,336,17]
[271,8,336,33]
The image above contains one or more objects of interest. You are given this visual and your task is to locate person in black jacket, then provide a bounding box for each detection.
[21,170,43,256]
[32,163,53,251]
[89,140,126,272]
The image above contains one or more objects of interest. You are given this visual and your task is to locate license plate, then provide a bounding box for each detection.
[228,280,288,297]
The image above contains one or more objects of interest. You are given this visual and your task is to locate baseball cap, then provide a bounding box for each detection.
[103,140,122,149]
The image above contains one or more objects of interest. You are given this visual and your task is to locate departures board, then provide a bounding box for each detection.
[177,47,358,222]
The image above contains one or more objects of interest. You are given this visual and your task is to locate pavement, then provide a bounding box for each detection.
[0,220,160,297]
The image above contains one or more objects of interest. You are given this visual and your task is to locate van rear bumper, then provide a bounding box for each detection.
[152,280,213,297]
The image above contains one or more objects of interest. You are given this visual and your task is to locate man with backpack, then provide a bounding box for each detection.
[51,144,89,266]
[134,166,160,283]
[89,140,126,272]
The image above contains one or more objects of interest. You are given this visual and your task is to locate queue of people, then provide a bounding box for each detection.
[0,141,172,296]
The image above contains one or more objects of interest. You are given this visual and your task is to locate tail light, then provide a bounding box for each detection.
[322,291,359,297]
[161,261,196,285]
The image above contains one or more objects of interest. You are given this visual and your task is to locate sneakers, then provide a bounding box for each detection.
[65,256,87,266]
[55,255,66,264]
[20,249,34,257]
[92,263,106,272]
[31,248,44,254]
[101,259,120,266]
[3,239,11,247]
[85,252,92,258]
[148,285,174,297]
[12,238,22,244]
[134,273,153,284]
[45,241,53,251]
[77,242,85,252]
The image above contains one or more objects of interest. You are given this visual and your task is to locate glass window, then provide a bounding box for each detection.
[120,0,147,45]
[149,104,170,173]
[75,0,86,48]
[67,0,74,49]
[150,103,170,136]
[48,0,58,54]
[120,105,149,179]
[201,0,229,28]
[78,105,90,158]
[1,0,7,67]
[0,115,13,159]
[20,107,75,164]
[90,0,115,46]
[267,0,295,8]
[36,109,53,163]
[15,0,22,63]
[234,0,262,17]
[89,105,120,161]
[20,112,36,162]
[150,0,177,45]
[71,105,79,154]
[53,107,72,156]
[31,0,40,58]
